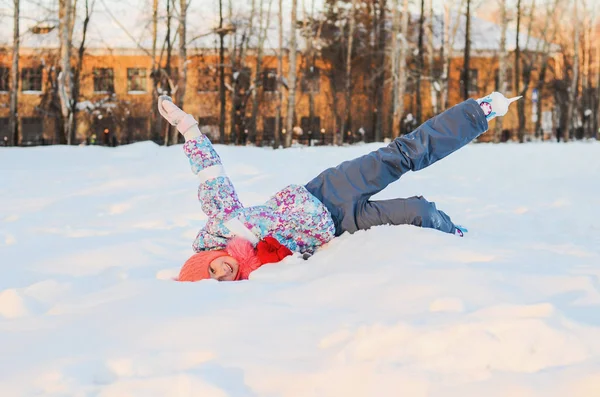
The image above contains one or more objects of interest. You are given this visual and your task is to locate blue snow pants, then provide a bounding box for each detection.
[305,99,489,236]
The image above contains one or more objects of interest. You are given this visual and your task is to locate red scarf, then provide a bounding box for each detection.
[226,237,293,280]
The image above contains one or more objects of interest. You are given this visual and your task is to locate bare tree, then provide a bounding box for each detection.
[441,0,464,110]
[415,0,425,123]
[533,0,560,139]
[218,0,227,144]
[70,0,94,143]
[390,0,408,137]
[163,0,175,146]
[373,0,386,140]
[58,0,74,144]
[172,0,188,145]
[228,0,255,144]
[273,0,283,148]
[9,0,19,146]
[249,0,272,144]
[427,0,437,116]
[341,0,358,142]
[564,0,580,142]
[494,0,508,142]
[284,0,298,147]
[301,0,324,146]
[596,14,600,139]
[515,0,536,142]
[396,0,409,134]
[150,0,160,141]
[462,0,471,100]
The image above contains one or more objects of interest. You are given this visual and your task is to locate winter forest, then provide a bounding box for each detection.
[0,0,598,147]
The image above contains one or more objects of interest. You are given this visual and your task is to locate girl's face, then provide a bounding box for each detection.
[208,255,239,281]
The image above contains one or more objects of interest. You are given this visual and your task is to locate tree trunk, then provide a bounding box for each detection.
[515,0,521,111]
[218,0,227,144]
[427,0,437,116]
[390,0,400,137]
[533,0,559,140]
[227,0,237,145]
[534,57,548,138]
[584,17,593,139]
[284,0,298,148]
[495,0,508,142]
[373,0,386,140]
[564,0,579,143]
[442,0,463,110]
[172,0,188,145]
[342,0,357,143]
[416,0,425,124]
[70,0,91,145]
[250,0,271,145]
[164,0,174,146]
[596,30,600,139]
[516,0,536,143]
[58,0,73,144]
[462,0,471,100]
[273,0,283,148]
[150,0,160,141]
[9,0,19,146]
[305,0,320,146]
[396,0,409,135]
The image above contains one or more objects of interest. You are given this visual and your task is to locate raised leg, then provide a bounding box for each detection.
[355,196,457,235]
[305,99,487,235]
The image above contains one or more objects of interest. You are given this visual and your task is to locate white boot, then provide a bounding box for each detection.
[157,95,202,141]
[476,92,521,122]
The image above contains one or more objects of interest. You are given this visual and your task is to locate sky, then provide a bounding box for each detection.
[1,138,600,396]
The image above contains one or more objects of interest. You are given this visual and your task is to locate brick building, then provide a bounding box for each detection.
[0,37,557,146]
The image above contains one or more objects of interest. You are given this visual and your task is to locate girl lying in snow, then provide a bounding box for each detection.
[158,92,520,282]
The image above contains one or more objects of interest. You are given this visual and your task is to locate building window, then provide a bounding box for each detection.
[21,117,44,146]
[197,67,218,92]
[0,67,9,91]
[432,65,444,81]
[495,68,513,92]
[198,116,220,141]
[262,69,277,92]
[300,116,321,145]
[127,68,147,92]
[262,117,276,145]
[332,72,345,92]
[0,118,9,145]
[236,67,251,93]
[21,67,42,92]
[301,67,320,93]
[405,76,415,94]
[125,117,148,143]
[93,68,115,93]
[460,68,478,94]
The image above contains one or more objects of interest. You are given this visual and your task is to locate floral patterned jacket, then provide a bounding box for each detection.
[183,135,336,254]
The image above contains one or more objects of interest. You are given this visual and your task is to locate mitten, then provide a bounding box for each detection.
[256,237,293,264]
[158,95,201,140]
[476,92,521,121]
[454,225,468,237]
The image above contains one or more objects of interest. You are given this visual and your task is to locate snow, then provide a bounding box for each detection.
[2,140,600,396]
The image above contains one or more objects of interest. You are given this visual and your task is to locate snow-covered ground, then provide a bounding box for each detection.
[1,141,600,396]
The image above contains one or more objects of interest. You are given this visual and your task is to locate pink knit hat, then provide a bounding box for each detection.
[176,238,263,282]
[176,250,229,282]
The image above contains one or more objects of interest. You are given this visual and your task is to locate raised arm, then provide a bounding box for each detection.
[159,96,243,220]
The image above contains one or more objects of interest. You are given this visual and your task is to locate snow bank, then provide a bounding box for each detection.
[1,141,600,396]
